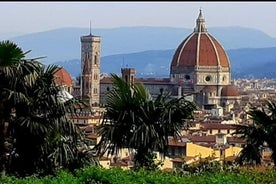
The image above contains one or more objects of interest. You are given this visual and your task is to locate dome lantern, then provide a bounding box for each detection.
[194,8,207,33]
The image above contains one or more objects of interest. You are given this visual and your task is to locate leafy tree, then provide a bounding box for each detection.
[234,100,276,167]
[0,40,97,177]
[95,74,196,171]
[0,40,39,176]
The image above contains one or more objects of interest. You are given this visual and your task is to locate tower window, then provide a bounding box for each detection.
[86,82,89,89]
[131,76,134,83]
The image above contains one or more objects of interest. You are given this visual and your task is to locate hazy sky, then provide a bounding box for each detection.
[1,1,276,38]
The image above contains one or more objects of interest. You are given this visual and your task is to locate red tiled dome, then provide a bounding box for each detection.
[54,67,72,86]
[221,85,239,97]
[171,10,230,68]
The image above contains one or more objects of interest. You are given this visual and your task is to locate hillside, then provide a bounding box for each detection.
[54,47,276,79]
[7,26,276,65]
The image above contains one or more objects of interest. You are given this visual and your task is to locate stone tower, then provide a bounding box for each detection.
[80,31,101,106]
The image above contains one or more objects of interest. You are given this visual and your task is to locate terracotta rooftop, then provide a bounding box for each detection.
[200,123,237,130]
[221,85,240,97]
[189,135,216,143]
[168,138,187,147]
[54,67,72,86]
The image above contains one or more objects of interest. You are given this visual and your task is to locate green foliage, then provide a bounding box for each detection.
[2,166,276,184]
[133,152,163,171]
[0,40,25,67]
[234,100,276,167]
[177,158,239,176]
[96,74,196,171]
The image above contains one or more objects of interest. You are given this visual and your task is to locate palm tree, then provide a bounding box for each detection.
[0,40,37,176]
[6,63,94,176]
[0,40,96,176]
[95,74,196,170]
[235,143,262,166]
[234,100,276,167]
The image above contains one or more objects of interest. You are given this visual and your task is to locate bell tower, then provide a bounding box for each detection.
[121,68,135,85]
[80,28,101,106]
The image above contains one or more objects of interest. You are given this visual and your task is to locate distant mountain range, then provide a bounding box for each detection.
[54,47,276,79]
[4,26,276,78]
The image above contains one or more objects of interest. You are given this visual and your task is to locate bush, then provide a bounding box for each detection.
[1,165,276,184]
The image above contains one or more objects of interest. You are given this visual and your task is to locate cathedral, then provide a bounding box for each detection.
[169,9,240,109]
[61,9,240,111]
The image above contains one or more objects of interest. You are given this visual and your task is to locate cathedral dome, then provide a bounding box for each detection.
[54,67,73,87]
[221,85,239,97]
[170,10,230,69]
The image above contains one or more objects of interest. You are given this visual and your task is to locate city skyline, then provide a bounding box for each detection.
[1,1,276,39]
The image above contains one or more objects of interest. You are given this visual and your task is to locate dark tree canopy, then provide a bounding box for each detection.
[234,100,276,167]
[0,40,97,177]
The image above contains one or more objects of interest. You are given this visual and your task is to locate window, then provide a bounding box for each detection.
[86,82,89,89]
[131,76,134,83]
[94,56,97,65]
[222,75,226,81]
[205,75,211,82]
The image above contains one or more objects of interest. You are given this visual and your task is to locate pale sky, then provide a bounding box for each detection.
[1,1,276,38]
